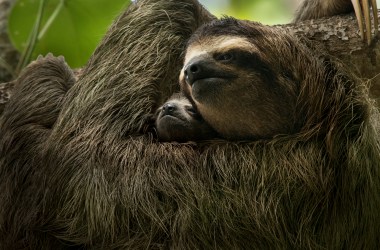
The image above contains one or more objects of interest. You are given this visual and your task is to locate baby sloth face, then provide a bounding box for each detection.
[155,93,217,142]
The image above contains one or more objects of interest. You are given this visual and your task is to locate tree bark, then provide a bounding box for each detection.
[279,13,380,99]
[1,11,380,114]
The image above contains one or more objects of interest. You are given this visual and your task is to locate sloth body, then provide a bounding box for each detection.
[1,0,380,249]
[155,93,216,142]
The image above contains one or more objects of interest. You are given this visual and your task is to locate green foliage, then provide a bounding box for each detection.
[199,0,293,25]
[8,0,293,71]
[8,0,128,69]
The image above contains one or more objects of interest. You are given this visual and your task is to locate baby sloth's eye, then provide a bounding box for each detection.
[185,106,197,116]
[185,106,204,120]
[215,52,234,62]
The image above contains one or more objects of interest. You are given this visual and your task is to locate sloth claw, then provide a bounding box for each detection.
[352,0,378,45]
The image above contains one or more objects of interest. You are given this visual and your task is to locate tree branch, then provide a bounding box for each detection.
[280,13,380,98]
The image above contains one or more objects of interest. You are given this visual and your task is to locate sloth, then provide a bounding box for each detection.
[179,1,379,141]
[1,0,380,249]
[155,93,217,142]
[180,18,300,140]
[177,0,378,140]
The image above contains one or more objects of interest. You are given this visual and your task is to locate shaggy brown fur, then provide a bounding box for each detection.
[0,54,75,249]
[294,0,354,21]
[155,93,217,142]
[1,0,380,249]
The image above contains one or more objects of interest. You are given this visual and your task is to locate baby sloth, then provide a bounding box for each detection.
[155,93,217,142]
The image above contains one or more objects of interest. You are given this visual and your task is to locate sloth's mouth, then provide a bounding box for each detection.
[191,77,231,101]
[196,69,239,85]
[157,115,192,132]
[188,74,234,86]
[159,114,186,124]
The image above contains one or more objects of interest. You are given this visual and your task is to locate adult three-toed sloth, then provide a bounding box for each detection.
[1,0,380,249]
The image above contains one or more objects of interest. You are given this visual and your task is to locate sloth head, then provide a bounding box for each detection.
[179,17,309,140]
[155,93,217,142]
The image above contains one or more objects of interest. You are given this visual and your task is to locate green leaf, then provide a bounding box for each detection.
[8,0,129,68]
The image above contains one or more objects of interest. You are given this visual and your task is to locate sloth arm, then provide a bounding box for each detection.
[294,0,378,44]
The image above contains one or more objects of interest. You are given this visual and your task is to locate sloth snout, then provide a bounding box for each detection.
[184,60,207,86]
[162,103,177,116]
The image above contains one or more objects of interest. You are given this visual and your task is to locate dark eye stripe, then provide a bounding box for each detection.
[213,48,275,82]
[214,52,234,62]
[185,106,197,115]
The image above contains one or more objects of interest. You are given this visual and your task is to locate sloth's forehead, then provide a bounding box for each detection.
[170,98,190,106]
[184,36,256,65]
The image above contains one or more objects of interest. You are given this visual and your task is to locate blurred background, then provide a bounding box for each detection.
[199,0,300,25]
[2,0,302,74]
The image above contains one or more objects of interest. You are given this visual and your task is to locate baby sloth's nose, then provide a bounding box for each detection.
[161,102,177,116]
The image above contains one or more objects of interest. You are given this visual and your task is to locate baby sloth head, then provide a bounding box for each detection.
[179,17,305,140]
[155,93,217,142]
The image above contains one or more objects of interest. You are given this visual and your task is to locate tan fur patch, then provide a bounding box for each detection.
[183,36,256,65]
[180,36,257,82]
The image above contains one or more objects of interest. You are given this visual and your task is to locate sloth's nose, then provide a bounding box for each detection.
[162,103,177,116]
[184,62,204,86]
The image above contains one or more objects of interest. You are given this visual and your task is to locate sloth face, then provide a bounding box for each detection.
[155,95,216,142]
[180,18,299,140]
